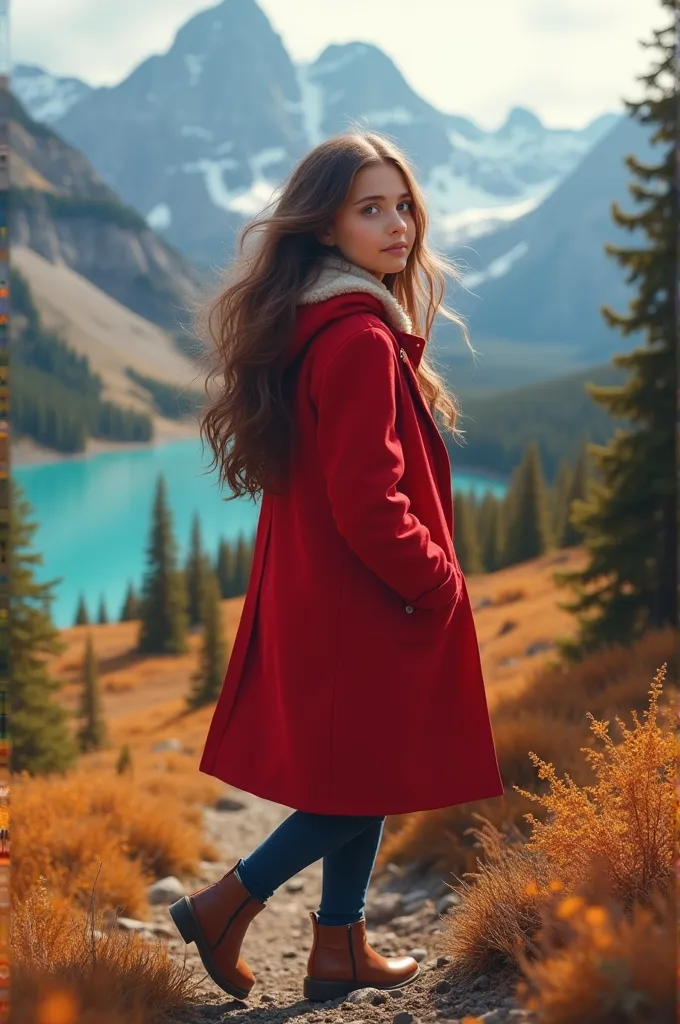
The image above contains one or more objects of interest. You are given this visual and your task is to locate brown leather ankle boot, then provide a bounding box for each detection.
[303,910,420,1002]
[168,862,267,999]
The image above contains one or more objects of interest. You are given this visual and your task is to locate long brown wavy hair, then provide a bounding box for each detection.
[191,127,476,503]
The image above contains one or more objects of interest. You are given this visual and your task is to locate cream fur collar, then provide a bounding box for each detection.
[298,253,413,334]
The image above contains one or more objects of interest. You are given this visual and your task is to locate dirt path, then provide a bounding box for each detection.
[149,788,535,1024]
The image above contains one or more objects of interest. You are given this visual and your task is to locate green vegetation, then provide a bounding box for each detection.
[556,13,676,657]
[11,268,152,453]
[186,569,230,710]
[444,363,626,482]
[76,634,108,754]
[137,474,189,655]
[10,481,79,775]
[125,366,204,420]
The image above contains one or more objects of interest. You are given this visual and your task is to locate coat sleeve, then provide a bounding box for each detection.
[312,323,460,611]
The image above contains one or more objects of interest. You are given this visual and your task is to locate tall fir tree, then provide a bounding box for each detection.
[137,473,189,655]
[10,481,79,775]
[504,442,553,564]
[556,2,677,655]
[185,512,210,626]
[74,593,89,626]
[478,491,506,572]
[233,533,252,597]
[186,569,229,710]
[215,537,235,599]
[558,439,592,548]
[551,459,574,545]
[97,595,108,625]
[76,633,108,753]
[453,492,484,574]
[120,580,140,621]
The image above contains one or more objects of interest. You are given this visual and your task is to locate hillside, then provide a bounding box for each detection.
[446,361,627,480]
[8,89,203,330]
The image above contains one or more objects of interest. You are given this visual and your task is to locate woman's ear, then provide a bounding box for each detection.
[316,225,336,247]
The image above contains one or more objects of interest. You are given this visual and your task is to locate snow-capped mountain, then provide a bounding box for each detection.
[12,62,93,123]
[11,0,618,270]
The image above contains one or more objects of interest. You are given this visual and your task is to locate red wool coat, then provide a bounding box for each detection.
[199,256,504,815]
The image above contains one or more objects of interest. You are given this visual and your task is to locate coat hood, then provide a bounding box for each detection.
[287,254,413,368]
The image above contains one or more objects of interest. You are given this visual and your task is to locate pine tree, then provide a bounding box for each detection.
[556,3,677,655]
[10,481,79,775]
[97,595,108,625]
[215,537,235,599]
[186,570,229,710]
[558,439,592,548]
[454,492,484,574]
[74,593,89,626]
[137,473,189,655]
[478,491,506,572]
[233,533,251,597]
[120,581,140,621]
[504,442,553,565]
[185,512,210,626]
[551,459,574,545]
[116,743,133,775]
[76,633,108,753]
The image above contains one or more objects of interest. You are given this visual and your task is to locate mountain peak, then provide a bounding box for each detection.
[497,106,543,136]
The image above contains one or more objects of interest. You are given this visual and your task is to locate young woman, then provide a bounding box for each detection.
[169,129,504,1004]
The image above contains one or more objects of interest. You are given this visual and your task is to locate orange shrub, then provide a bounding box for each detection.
[516,892,675,1023]
[377,628,676,877]
[11,877,198,1024]
[441,666,674,976]
[12,770,218,918]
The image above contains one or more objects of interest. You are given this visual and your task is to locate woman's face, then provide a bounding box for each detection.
[318,162,416,280]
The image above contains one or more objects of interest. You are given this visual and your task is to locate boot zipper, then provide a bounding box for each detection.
[347,924,357,980]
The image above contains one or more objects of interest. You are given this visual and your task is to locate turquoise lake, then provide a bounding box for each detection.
[12,437,508,629]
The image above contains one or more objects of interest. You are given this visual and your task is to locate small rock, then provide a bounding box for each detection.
[480,1012,504,1023]
[436,955,453,967]
[149,922,174,938]
[215,796,246,812]
[390,914,419,933]
[259,994,275,1003]
[366,892,403,924]
[472,974,490,991]
[437,894,460,914]
[407,947,428,962]
[388,990,405,999]
[435,979,452,994]
[393,1013,415,1024]
[525,640,554,656]
[285,878,305,892]
[282,950,298,958]
[148,876,186,905]
[346,988,383,1004]
[115,917,152,931]
[151,738,183,752]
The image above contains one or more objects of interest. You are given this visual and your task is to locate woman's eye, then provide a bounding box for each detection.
[362,201,412,215]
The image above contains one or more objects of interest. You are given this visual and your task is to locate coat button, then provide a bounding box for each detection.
[400,347,407,361]
[405,604,414,613]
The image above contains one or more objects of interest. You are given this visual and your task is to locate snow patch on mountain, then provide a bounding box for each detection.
[288,65,324,147]
[146,203,172,231]
[12,64,90,123]
[461,241,529,290]
[184,54,206,87]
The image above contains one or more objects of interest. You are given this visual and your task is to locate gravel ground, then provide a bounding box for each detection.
[145,788,535,1024]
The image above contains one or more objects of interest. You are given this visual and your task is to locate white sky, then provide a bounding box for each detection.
[11,0,662,130]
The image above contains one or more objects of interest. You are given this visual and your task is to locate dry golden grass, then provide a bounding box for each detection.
[12,769,220,919]
[440,666,675,981]
[11,875,199,1024]
[376,627,676,879]
[515,892,675,1023]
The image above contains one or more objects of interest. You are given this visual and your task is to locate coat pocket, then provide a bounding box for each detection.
[394,598,452,647]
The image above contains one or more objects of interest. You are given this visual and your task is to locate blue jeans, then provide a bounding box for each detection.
[235,810,387,926]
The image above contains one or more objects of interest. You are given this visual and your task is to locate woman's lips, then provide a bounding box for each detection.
[383,244,408,253]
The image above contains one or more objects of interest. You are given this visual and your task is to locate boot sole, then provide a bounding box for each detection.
[168,895,251,1001]
[303,965,420,1002]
